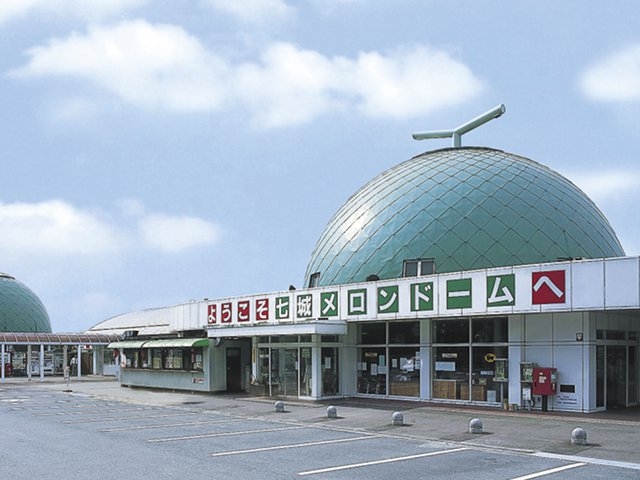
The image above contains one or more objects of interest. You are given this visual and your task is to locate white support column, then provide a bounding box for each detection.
[77,345,82,379]
[508,315,525,406]
[62,345,68,370]
[92,346,99,376]
[312,345,321,399]
[420,319,431,400]
[1,344,5,383]
[39,344,45,382]
[27,345,32,381]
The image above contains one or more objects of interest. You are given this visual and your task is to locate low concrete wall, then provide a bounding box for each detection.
[121,368,212,392]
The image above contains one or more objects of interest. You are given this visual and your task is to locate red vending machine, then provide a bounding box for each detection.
[532,367,557,411]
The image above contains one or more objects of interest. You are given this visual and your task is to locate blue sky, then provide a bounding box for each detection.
[1,1,639,332]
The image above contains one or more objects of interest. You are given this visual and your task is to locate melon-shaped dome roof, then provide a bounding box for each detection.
[304,147,624,287]
[0,273,51,333]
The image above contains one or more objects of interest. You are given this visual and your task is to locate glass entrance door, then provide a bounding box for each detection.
[276,348,298,397]
[606,346,627,408]
[299,347,312,397]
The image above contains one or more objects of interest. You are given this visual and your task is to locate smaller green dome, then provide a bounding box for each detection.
[0,273,51,333]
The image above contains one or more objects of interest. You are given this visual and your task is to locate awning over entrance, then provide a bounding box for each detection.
[143,338,209,348]
[208,320,347,338]
[107,338,209,349]
[107,340,148,349]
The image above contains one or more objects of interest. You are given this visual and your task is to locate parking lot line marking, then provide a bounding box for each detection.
[211,434,379,457]
[63,411,198,424]
[298,447,468,476]
[32,407,147,416]
[509,462,587,480]
[533,452,640,471]
[149,425,304,443]
[101,418,241,432]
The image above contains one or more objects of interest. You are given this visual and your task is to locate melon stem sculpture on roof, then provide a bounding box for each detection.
[412,104,506,148]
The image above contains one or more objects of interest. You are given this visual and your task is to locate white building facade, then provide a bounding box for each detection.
[93,146,638,413]
[200,256,639,412]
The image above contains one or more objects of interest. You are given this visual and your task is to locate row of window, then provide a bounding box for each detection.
[357,318,508,345]
[308,258,435,287]
[121,348,204,371]
[356,318,508,402]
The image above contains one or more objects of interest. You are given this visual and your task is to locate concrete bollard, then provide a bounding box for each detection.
[468,418,484,434]
[571,427,587,446]
[391,411,404,426]
[326,406,338,419]
[274,400,285,413]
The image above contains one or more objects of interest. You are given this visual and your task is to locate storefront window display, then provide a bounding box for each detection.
[124,347,203,371]
[358,347,387,395]
[357,321,420,397]
[433,346,468,400]
[389,347,420,396]
[163,348,183,369]
[432,318,508,403]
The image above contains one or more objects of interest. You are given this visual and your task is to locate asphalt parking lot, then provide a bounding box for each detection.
[1,378,639,479]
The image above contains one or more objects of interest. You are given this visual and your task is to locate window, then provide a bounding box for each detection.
[321,335,339,343]
[308,272,320,288]
[146,348,203,371]
[472,318,508,343]
[432,318,509,403]
[389,321,420,344]
[403,258,435,277]
[164,348,183,369]
[358,323,386,344]
[152,349,162,369]
[433,319,469,343]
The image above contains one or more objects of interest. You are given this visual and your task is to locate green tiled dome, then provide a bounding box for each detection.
[304,147,624,286]
[0,273,51,333]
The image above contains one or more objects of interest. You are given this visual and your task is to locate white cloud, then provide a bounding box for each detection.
[569,170,640,203]
[0,0,147,23]
[235,42,343,127]
[0,200,123,256]
[346,46,484,119]
[236,43,484,127]
[138,214,221,253]
[0,199,221,258]
[12,20,229,112]
[11,21,483,127]
[580,45,640,102]
[204,0,293,24]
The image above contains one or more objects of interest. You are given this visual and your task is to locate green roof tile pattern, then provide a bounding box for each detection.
[304,147,624,287]
[0,273,51,333]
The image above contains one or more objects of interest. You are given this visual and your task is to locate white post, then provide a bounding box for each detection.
[77,345,82,379]
[92,346,99,376]
[39,344,45,382]
[27,345,32,381]
[62,345,68,370]
[1,344,5,383]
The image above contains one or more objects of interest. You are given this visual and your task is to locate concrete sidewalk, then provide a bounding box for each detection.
[5,377,640,467]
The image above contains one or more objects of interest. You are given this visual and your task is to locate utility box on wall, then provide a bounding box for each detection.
[532,367,557,396]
